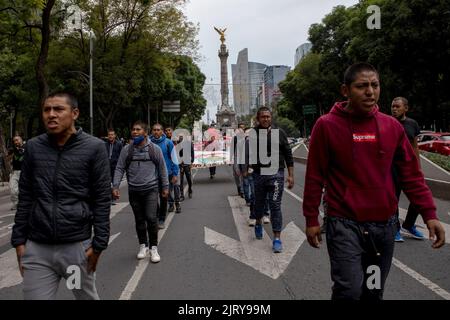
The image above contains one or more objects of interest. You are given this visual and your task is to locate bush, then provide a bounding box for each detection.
[421,151,450,172]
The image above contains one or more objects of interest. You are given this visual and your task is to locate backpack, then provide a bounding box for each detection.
[124,143,161,171]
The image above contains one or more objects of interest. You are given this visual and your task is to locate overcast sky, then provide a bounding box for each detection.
[182,0,359,122]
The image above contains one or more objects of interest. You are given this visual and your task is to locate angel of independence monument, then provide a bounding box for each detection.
[214,27,236,129]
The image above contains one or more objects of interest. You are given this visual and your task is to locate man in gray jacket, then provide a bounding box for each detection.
[11,92,111,300]
[112,121,169,262]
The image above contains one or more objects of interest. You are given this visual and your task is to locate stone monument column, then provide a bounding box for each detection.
[214,26,236,129]
[219,43,229,107]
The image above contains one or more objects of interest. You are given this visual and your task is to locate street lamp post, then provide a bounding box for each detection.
[89,31,94,136]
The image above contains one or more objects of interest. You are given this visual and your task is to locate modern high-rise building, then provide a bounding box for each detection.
[294,42,312,66]
[263,65,291,107]
[232,48,267,116]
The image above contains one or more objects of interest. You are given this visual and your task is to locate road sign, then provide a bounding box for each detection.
[162,100,180,112]
[303,105,316,115]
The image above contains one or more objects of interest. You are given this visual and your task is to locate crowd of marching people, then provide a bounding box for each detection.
[7,62,446,300]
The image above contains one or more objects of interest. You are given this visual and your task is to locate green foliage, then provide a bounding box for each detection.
[272,116,300,138]
[279,0,450,133]
[421,151,450,172]
[0,0,205,139]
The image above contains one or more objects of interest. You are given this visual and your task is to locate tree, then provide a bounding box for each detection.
[278,52,340,134]
[279,0,450,132]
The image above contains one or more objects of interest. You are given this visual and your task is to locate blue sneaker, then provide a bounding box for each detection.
[255,224,263,240]
[273,239,283,253]
[401,226,425,240]
[395,231,404,242]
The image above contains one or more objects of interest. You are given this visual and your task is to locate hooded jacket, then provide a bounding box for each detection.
[302,101,437,227]
[149,134,179,176]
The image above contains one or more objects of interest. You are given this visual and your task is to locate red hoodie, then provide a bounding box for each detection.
[303,101,437,227]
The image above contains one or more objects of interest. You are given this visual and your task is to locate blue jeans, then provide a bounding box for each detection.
[245,174,270,219]
[168,174,181,206]
[253,170,284,232]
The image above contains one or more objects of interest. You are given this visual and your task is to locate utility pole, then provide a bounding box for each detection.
[89,31,94,136]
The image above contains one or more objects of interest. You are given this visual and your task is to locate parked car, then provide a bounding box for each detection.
[417,132,450,156]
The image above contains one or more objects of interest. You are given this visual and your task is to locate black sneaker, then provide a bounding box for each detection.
[188,190,192,198]
[175,204,181,214]
[180,195,185,202]
[168,205,175,212]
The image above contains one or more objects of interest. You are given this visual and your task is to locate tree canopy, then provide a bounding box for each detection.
[0,0,206,141]
[279,0,450,134]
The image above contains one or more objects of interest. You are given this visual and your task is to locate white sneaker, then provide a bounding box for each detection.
[248,219,256,226]
[137,244,148,259]
[263,216,270,224]
[150,246,161,263]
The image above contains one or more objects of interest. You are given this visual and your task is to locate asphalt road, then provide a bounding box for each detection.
[0,163,449,300]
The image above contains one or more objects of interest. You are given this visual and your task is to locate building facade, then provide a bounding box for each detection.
[232,48,267,116]
[294,42,312,66]
[263,65,291,108]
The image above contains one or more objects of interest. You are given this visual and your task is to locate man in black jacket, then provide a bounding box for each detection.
[249,106,294,253]
[11,92,111,300]
[178,134,194,200]
[105,128,123,205]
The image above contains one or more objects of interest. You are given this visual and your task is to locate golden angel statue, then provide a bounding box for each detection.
[214,26,227,44]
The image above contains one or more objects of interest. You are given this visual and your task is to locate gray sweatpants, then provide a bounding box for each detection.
[21,239,99,300]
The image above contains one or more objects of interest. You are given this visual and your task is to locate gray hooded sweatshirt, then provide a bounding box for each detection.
[113,142,169,192]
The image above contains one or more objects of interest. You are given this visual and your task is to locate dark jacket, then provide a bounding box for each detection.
[11,129,111,252]
[105,139,123,168]
[250,126,294,174]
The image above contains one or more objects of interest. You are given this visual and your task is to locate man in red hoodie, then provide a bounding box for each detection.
[303,62,445,300]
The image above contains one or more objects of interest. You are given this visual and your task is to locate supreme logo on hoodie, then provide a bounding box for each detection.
[353,133,377,142]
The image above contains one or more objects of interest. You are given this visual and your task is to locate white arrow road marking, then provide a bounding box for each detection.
[398,208,450,244]
[284,188,324,217]
[0,232,121,290]
[204,196,305,280]
[119,170,198,300]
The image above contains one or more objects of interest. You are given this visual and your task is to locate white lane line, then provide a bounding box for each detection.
[0,223,13,231]
[392,258,450,300]
[0,213,15,219]
[110,202,129,219]
[425,177,450,184]
[0,231,11,239]
[285,189,450,299]
[284,188,324,217]
[119,170,197,300]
